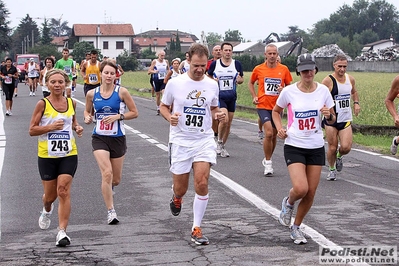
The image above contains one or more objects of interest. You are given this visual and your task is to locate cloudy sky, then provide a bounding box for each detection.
[4,0,397,41]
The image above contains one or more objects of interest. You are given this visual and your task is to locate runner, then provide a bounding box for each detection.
[160,43,225,245]
[29,69,83,247]
[148,50,169,115]
[207,42,244,157]
[249,44,292,175]
[54,48,75,98]
[273,54,335,244]
[83,60,138,225]
[39,57,55,97]
[385,75,399,154]
[322,54,360,180]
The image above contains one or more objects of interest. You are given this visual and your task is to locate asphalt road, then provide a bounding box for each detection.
[0,83,398,266]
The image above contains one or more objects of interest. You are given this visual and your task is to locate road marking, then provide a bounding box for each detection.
[0,99,5,241]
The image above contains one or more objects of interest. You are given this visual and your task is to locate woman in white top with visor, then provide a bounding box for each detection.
[272,54,336,245]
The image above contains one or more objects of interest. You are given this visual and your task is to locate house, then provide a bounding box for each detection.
[361,38,395,53]
[51,36,69,52]
[71,24,135,59]
[133,29,198,55]
[232,41,303,58]
[233,41,265,57]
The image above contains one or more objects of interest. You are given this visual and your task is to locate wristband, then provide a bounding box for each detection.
[354,101,359,105]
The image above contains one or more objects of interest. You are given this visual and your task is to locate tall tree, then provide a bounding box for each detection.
[0,1,12,52]
[49,17,71,37]
[206,32,223,47]
[11,14,40,55]
[224,29,243,42]
[175,33,181,52]
[41,19,52,45]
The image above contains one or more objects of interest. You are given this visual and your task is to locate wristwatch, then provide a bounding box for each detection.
[119,114,124,121]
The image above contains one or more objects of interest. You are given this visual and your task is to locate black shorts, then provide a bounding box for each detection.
[284,145,325,166]
[153,80,164,92]
[322,119,352,131]
[38,155,78,181]
[84,83,100,96]
[92,135,127,158]
[257,109,276,129]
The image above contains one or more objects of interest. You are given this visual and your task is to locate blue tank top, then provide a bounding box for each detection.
[92,85,126,137]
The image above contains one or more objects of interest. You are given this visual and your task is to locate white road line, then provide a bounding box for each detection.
[0,99,5,242]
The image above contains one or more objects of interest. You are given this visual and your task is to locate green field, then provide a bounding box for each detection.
[94,70,398,154]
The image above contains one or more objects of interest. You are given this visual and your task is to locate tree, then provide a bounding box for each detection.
[71,41,97,64]
[116,49,139,71]
[140,48,156,59]
[175,33,181,52]
[49,17,71,37]
[29,45,61,60]
[0,0,12,52]
[10,15,40,56]
[224,29,243,42]
[40,19,52,45]
[206,32,222,47]
[313,0,399,42]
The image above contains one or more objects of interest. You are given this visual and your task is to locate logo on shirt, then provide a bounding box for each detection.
[295,110,318,118]
[187,90,206,107]
[48,131,70,139]
[184,107,206,115]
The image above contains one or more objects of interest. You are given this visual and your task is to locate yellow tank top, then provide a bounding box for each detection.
[38,98,78,158]
[84,61,101,85]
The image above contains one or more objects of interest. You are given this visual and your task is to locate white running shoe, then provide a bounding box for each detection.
[32,92,36,96]
[56,229,71,247]
[29,92,33,96]
[257,131,264,140]
[216,141,222,155]
[262,158,273,176]
[290,225,307,245]
[220,144,230,157]
[107,209,119,225]
[39,203,54,230]
[327,170,337,181]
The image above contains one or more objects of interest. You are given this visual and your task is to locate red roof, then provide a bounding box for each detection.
[51,36,69,46]
[73,24,135,36]
[133,30,198,47]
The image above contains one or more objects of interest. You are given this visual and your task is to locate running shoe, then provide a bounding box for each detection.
[107,209,119,225]
[262,158,273,176]
[32,92,36,96]
[290,225,307,245]
[7,111,12,116]
[14,93,17,97]
[5,110,9,116]
[390,137,398,155]
[39,203,54,229]
[156,109,160,115]
[29,92,33,96]
[336,155,343,172]
[257,131,264,140]
[327,170,337,181]
[216,141,222,155]
[191,227,209,245]
[170,195,182,216]
[220,145,230,158]
[56,229,71,247]
[279,197,293,227]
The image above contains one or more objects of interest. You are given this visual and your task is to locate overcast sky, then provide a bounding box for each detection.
[4,0,398,41]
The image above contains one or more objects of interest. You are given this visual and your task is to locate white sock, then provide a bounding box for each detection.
[192,193,209,231]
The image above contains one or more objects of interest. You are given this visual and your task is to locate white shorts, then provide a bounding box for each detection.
[169,139,217,175]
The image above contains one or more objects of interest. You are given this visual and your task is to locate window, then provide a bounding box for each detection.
[88,41,94,46]
[116,41,124,49]
[103,41,109,49]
